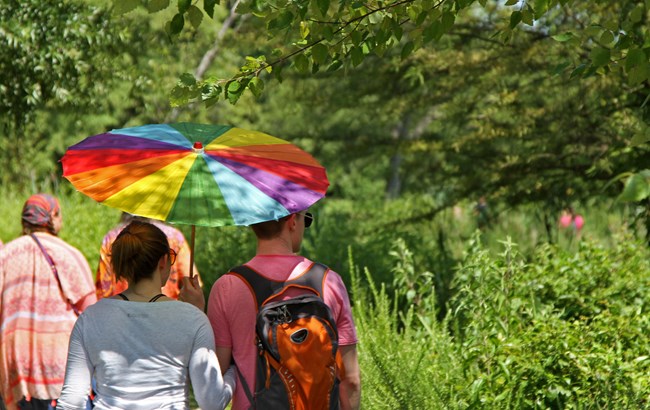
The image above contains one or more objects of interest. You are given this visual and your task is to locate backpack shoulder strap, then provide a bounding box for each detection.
[30,233,81,316]
[229,262,329,309]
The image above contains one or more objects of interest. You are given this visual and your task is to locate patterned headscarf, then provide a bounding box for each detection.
[22,193,60,231]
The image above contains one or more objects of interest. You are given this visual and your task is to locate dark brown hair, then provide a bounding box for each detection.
[250,215,292,240]
[111,221,169,284]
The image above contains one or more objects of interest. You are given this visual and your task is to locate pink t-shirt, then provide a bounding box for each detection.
[207,255,358,410]
[559,214,572,228]
[573,215,584,230]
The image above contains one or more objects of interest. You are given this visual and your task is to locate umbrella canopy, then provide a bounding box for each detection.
[61,123,329,227]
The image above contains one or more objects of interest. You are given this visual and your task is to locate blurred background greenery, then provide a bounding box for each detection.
[2,0,650,407]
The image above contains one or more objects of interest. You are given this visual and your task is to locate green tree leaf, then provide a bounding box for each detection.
[300,21,310,39]
[188,5,204,29]
[204,0,217,18]
[178,0,191,13]
[248,77,265,98]
[113,0,139,15]
[294,54,309,73]
[533,0,549,16]
[226,80,246,104]
[590,47,610,67]
[625,48,647,71]
[401,41,415,60]
[170,86,191,107]
[147,0,170,13]
[510,11,522,29]
[179,72,197,86]
[170,13,185,35]
[268,11,293,30]
[311,43,329,65]
[552,32,574,42]
[441,11,455,33]
[521,8,534,25]
[602,19,618,31]
[599,30,615,47]
[351,46,364,67]
[316,0,330,16]
[628,61,650,85]
[570,63,587,79]
[424,21,442,43]
[584,24,602,38]
[618,172,650,202]
[631,129,650,146]
[630,5,644,23]
[227,80,242,93]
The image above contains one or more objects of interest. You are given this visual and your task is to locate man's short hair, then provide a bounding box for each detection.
[250,215,292,240]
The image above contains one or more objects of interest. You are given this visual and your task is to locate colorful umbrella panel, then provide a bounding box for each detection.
[62,123,329,227]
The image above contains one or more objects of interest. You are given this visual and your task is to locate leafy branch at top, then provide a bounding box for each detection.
[118,0,650,111]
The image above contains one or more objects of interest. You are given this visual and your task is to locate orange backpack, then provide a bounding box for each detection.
[229,262,342,410]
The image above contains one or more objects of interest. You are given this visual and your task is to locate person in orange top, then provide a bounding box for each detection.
[0,193,96,410]
[95,213,202,299]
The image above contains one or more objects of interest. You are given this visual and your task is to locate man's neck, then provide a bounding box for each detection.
[256,237,295,256]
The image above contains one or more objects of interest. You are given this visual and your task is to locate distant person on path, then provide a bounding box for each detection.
[198,211,361,410]
[473,196,492,230]
[559,207,584,236]
[95,213,201,300]
[57,221,234,410]
[0,194,96,410]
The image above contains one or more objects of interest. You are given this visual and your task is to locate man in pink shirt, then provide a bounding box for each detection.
[207,211,361,410]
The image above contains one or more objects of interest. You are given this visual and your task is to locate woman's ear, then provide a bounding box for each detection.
[158,254,168,271]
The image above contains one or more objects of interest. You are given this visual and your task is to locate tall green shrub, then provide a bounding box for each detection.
[448,235,650,408]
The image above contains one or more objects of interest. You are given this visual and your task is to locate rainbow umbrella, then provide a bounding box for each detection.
[61,123,329,275]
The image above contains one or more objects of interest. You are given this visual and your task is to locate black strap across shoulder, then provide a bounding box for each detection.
[117,293,165,302]
[230,262,328,309]
[148,293,165,302]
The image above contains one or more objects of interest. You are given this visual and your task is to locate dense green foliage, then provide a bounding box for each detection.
[357,233,650,408]
[139,0,650,112]
[0,0,130,185]
[0,0,121,129]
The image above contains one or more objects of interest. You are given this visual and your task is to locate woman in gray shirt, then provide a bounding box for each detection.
[57,221,234,410]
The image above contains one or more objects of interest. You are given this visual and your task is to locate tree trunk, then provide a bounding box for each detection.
[644,199,650,246]
[386,153,402,199]
[543,211,554,244]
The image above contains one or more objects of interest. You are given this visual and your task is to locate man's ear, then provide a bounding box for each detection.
[287,213,298,231]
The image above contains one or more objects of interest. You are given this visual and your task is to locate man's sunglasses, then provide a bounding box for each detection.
[304,212,313,228]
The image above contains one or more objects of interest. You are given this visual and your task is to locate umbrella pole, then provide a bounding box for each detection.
[189,225,196,279]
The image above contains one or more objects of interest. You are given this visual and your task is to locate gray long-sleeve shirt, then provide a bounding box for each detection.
[57,298,234,410]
